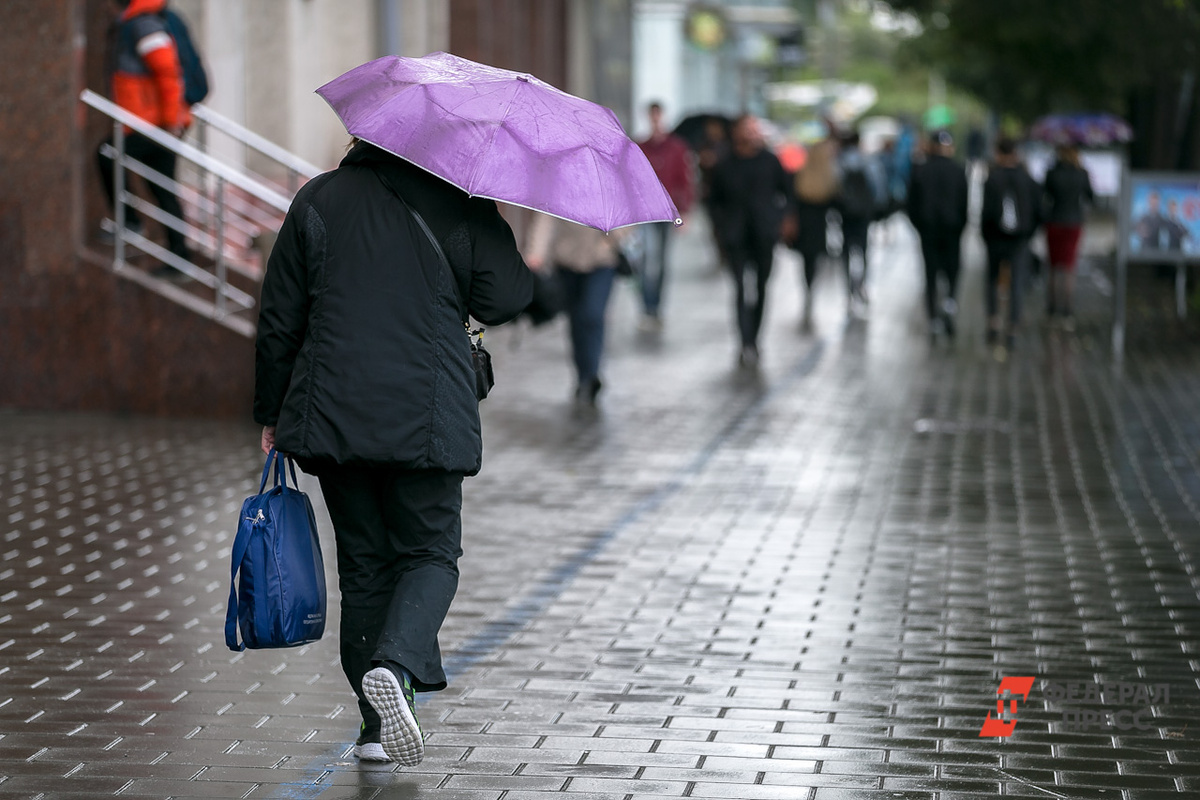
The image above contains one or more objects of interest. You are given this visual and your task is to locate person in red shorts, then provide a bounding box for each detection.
[1042,145,1094,330]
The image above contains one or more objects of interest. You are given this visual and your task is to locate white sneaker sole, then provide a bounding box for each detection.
[354,741,390,762]
[361,667,424,766]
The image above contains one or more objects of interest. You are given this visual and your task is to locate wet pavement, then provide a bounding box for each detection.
[3,216,1200,799]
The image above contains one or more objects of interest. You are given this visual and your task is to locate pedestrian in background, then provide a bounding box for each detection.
[709,115,794,367]
[792,135,838,327]
[254,141,533,765]
[525,215,623,406]
[636,102,694,331]
[981,136,1040,354]
[835,130,888,316]
[96,0,194,275]
[907,130,968,340]
[696,118,732,267]
[1042,144,1094,330]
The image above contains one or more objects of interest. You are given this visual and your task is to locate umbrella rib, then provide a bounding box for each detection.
[465,81,525,195]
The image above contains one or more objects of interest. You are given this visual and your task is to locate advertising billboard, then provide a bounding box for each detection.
[1125,173,1200,259]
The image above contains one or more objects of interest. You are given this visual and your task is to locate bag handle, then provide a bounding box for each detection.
[226,450,299,650]
[258,448,299,494]
[225,503,254,650]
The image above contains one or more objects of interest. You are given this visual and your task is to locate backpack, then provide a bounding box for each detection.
[162,7,209,106]
[839,165,876,220]
[999,190,1019,234]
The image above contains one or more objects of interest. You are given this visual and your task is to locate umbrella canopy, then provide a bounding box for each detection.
[1030,113,1133,147]
[317,52,679,232]
[672,113,733,150]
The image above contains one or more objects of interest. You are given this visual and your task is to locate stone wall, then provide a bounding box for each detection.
[0,0,254,420]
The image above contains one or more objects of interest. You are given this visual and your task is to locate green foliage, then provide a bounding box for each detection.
[775,0,987,128]
[887,0,1200,121]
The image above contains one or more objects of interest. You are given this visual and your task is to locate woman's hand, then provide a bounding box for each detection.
[261,426,276,455]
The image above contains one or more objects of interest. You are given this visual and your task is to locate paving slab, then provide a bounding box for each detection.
[2,217,1199,798]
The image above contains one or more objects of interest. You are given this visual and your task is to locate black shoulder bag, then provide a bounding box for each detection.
[376,173,495,401]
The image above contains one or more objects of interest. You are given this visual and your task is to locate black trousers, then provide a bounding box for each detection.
[96,132,189,258]
[794,202,829,289]
[317,467,463,731]
[841,215,870,294]
[986,239,1030,324]
[919,227,962,320]
[727,236,775,348]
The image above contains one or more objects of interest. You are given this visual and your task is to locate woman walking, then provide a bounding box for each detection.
[1042,144,1093,329]
[526,215,622,405]
[254,140,533,765]
[792,135,838,326]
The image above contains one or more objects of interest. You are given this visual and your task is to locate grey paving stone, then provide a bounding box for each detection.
[3,221,1200,799]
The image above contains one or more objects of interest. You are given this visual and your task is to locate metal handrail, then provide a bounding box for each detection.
[80,89,291,213]
[99,142,263,249]
[81,87,311,338]
[191,104,323,181]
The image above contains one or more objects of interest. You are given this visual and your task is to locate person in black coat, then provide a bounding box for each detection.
[708,115,793,366]
[1042,144,1094,326]
[981,137,1040,351]
[907,130,968,338]
[254,141,533,765]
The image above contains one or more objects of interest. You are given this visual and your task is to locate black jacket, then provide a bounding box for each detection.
[254,143,534,475]
[907,153,968,234]
[1042,161,1093,226]
[708,149,793,250]
[981,163,1040,242]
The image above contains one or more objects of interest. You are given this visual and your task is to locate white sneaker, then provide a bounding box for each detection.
[354,741,390,762]
[362,666,424,766]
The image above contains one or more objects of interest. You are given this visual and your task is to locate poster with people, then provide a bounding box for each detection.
[1127,174,1200,258]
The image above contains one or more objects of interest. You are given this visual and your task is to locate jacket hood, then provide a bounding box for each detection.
[122,0,167,20]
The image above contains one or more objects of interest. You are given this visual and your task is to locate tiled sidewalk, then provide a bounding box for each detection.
[2,220,1199,799]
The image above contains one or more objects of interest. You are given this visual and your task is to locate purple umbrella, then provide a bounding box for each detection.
[317,52,680,232]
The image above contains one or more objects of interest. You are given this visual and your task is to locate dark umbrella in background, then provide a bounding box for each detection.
[672,113,733,150]
[1030,113,1133,147]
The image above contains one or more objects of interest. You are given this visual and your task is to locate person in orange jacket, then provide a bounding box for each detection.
[97,0,192,270]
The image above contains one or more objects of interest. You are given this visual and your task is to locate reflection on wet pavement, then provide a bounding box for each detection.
[2,220,1198,798]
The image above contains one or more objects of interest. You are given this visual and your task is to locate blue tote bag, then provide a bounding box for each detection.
[225,450,327,651]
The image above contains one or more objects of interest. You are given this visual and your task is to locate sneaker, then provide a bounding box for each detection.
[354,724,390,762]
[361,664,423,767]
[574,377,602,406]
[637,313,663,333]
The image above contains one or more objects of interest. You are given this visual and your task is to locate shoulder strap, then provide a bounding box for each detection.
[374,171,469,325]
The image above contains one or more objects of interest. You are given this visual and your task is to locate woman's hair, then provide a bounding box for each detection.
[1056,144,1080,167]
[345,136,361,153]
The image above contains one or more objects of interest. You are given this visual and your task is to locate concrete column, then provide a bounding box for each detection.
[632,0,685,138]
[400,0,451,57]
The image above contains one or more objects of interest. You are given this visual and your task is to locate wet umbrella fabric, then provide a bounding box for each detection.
[317,52,680,233]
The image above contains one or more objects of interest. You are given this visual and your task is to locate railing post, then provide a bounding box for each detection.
[113,119,127,270]
[214,177,227,318]
[288,167,298,196]
[196,118,210,227]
